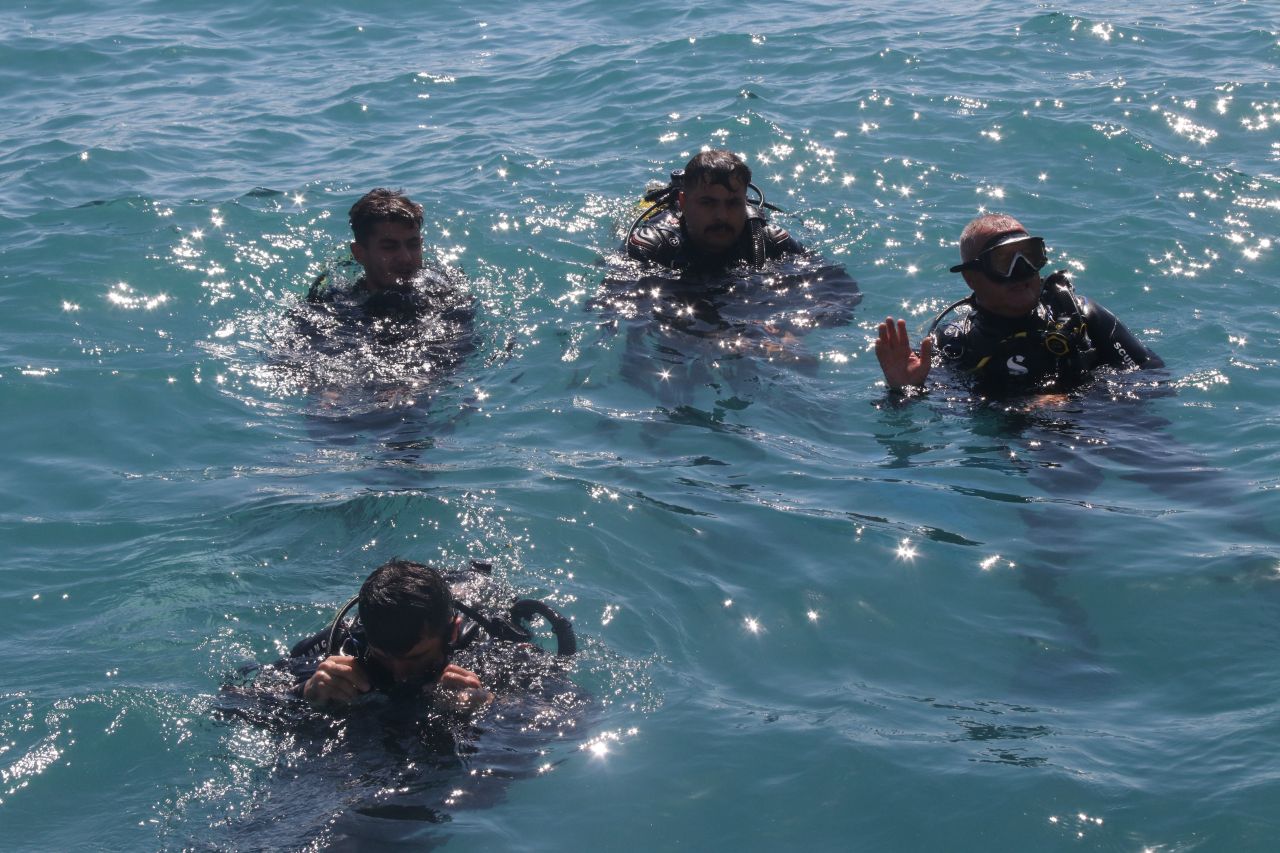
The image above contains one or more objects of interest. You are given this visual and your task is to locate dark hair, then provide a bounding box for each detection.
[348,188,424,246]
[357,558,453,655]
[683,149,752,193]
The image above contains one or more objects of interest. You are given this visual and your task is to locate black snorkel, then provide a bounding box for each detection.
[326,595,362,660]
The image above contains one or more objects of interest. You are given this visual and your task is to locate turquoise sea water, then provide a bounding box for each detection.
[3,1,1280,849]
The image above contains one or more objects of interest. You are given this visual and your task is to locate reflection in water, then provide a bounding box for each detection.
[587,256,861,426]
[269,263,477,412]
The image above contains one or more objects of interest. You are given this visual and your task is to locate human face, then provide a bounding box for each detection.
[952,235,1047,282]
[363,622,452,686]
[679,178,749,255]
[350,220,424,292]
[965,266,1043,318]
[959,225,1044,318]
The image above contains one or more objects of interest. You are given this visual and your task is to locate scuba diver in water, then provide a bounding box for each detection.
[216,559,587,847]
[284,558,576,709]
[625,149,804,272]
[587,150,859,424]
[279,188,476,414]
[299,187,474,350]
[875,213,1164,397]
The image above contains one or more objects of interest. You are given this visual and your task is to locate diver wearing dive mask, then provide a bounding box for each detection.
[949,233,1049,283]
[301,559,481,707]
[281,558,578,708]
[876,213,1163,396]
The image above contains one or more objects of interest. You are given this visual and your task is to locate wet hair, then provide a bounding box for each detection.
[683,149,752,193]
[958,213,1027,262]
[357,558,453,655]
[348,188,424,246]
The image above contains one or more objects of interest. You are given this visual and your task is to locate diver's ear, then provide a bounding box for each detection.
[350,240,367,267]
[960,270,981,293]
[450,614,462,644]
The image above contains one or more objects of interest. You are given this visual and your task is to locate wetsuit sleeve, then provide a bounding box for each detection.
[626,217,683,268]
[282,628,333,698]
[762,221,805,259]
[1082,299,1164,370]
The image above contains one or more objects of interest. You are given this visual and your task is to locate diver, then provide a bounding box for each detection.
[217,558,588,848]
[278,188,476,413]
[298,187,474,351]
[588,150,859,422]
[625,149,805,272]
[281,558,577,709]
[875,213,1163,397]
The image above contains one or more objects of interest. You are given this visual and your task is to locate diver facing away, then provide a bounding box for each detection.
[875,213,1163,397]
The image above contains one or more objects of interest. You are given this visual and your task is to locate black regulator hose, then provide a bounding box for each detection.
[509,599,578,657]
[326,596,361,658]
[319,589,576,663]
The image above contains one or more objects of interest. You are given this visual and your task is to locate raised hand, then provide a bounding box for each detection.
[874,317,934,389]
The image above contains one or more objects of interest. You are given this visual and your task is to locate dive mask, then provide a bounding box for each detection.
[341,627,452,694]
[950,233,1048,282]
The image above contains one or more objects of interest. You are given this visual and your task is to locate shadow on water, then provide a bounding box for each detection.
[582,255,861,433]
[876,371,1275,698]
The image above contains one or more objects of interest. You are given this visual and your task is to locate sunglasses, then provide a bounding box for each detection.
[949,233,1048,282]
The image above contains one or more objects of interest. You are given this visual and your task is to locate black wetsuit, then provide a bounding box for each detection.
[935,272,1163,396]
[626,207,804,272]
[305,268,474,338]
[291,267,477,378]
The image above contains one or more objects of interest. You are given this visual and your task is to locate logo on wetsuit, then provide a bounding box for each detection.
[1112,341,1137,369]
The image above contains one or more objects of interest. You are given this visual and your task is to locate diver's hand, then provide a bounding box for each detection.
[436,664,493,712]
[438,663,482,691]
[875,317,933,389]
[302,655,371,706]
[1023,393,1070,410]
